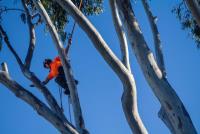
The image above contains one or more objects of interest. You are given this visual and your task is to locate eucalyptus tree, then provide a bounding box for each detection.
[0,0,198,134]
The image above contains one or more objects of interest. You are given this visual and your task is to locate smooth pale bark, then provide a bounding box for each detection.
[1,62,9,74]
[1,5,77,132]
[21,0,36,69]
[141,0,176,132]
[116,0,197,133]
[0,25,66,121]
[141,0,166,77]
[52,0,148,133]
[0,71,79,134]
[109,0,148,133]
[109,0,131,72]
[185,0,200,27]
[32,1,88,133]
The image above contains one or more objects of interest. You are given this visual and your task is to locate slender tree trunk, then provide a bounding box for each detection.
[32,1,88,133]
[141,0,166,77]
[109,0,131,72]
[116,0,197,133]
[52,0,148,133]
[141,1,177,132]
[0,64,79,134]
[109,1,148,133]
[185,0,200,27]
[21,0,36,70]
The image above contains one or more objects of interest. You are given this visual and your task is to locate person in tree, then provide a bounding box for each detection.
[42,56,78,95]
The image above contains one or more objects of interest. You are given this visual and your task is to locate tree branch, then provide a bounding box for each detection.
[32,1,88,133]
[0,71,79,134]
[158,107,176,134]
[116,0,197,133]
[185,0,200,27]
[141,0,166,77]
[1,62,9,74]
[0,25,24,69]
[50,0,148,133]
[0,24,66,122]
[109,0,131,72]
[21,0,36,70]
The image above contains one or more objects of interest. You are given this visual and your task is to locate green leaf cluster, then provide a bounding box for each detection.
[172,1,200,47]
[28,0,103,43]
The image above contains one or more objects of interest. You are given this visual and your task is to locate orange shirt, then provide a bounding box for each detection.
[47,56,62,80]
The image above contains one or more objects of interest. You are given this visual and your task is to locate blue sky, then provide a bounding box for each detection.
[0,0,199,134]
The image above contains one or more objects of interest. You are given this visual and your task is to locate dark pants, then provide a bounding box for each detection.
[55,66,70,95]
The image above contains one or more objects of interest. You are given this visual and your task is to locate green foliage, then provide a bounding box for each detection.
[27,0,103,43]
[79,0,103,15]
[1,0,103,43]
[172,1,200,47]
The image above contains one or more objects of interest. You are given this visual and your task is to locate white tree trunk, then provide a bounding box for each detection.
[21,0,36,70]
[116,0,197,133]
[141,0,166,77]
[109,0,131,72]
[53,0,148,133]
[32,1,87,133]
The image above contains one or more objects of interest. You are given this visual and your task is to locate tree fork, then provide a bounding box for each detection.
[116,0,197,133]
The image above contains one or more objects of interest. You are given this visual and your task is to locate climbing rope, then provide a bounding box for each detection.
[68,96,72,123]
[58,0,83,123]
[58,85,73,123]
[65,0,83,55]
[58,86,64,112]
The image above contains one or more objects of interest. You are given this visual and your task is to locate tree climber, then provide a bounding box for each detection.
[42,56,78,95]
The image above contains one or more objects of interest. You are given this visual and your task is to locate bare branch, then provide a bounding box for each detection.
[185,0,200,27]
[109,0,131,72]
[53,0,128,81]
[116,0,197,133]
[141,0,166,77]
[1,62,9,74]
[109,1,148,133]
[33,13,42,26]
[0,25,24,69]
[0,71,79,134]
[0,24,66,122]
[32,1,88,133]
[50,0,148,133]
[21,0,36,69]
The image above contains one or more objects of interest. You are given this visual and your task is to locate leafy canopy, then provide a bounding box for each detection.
[38,0,103,42]
[172,1,200,47]
[21,0,103,42]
